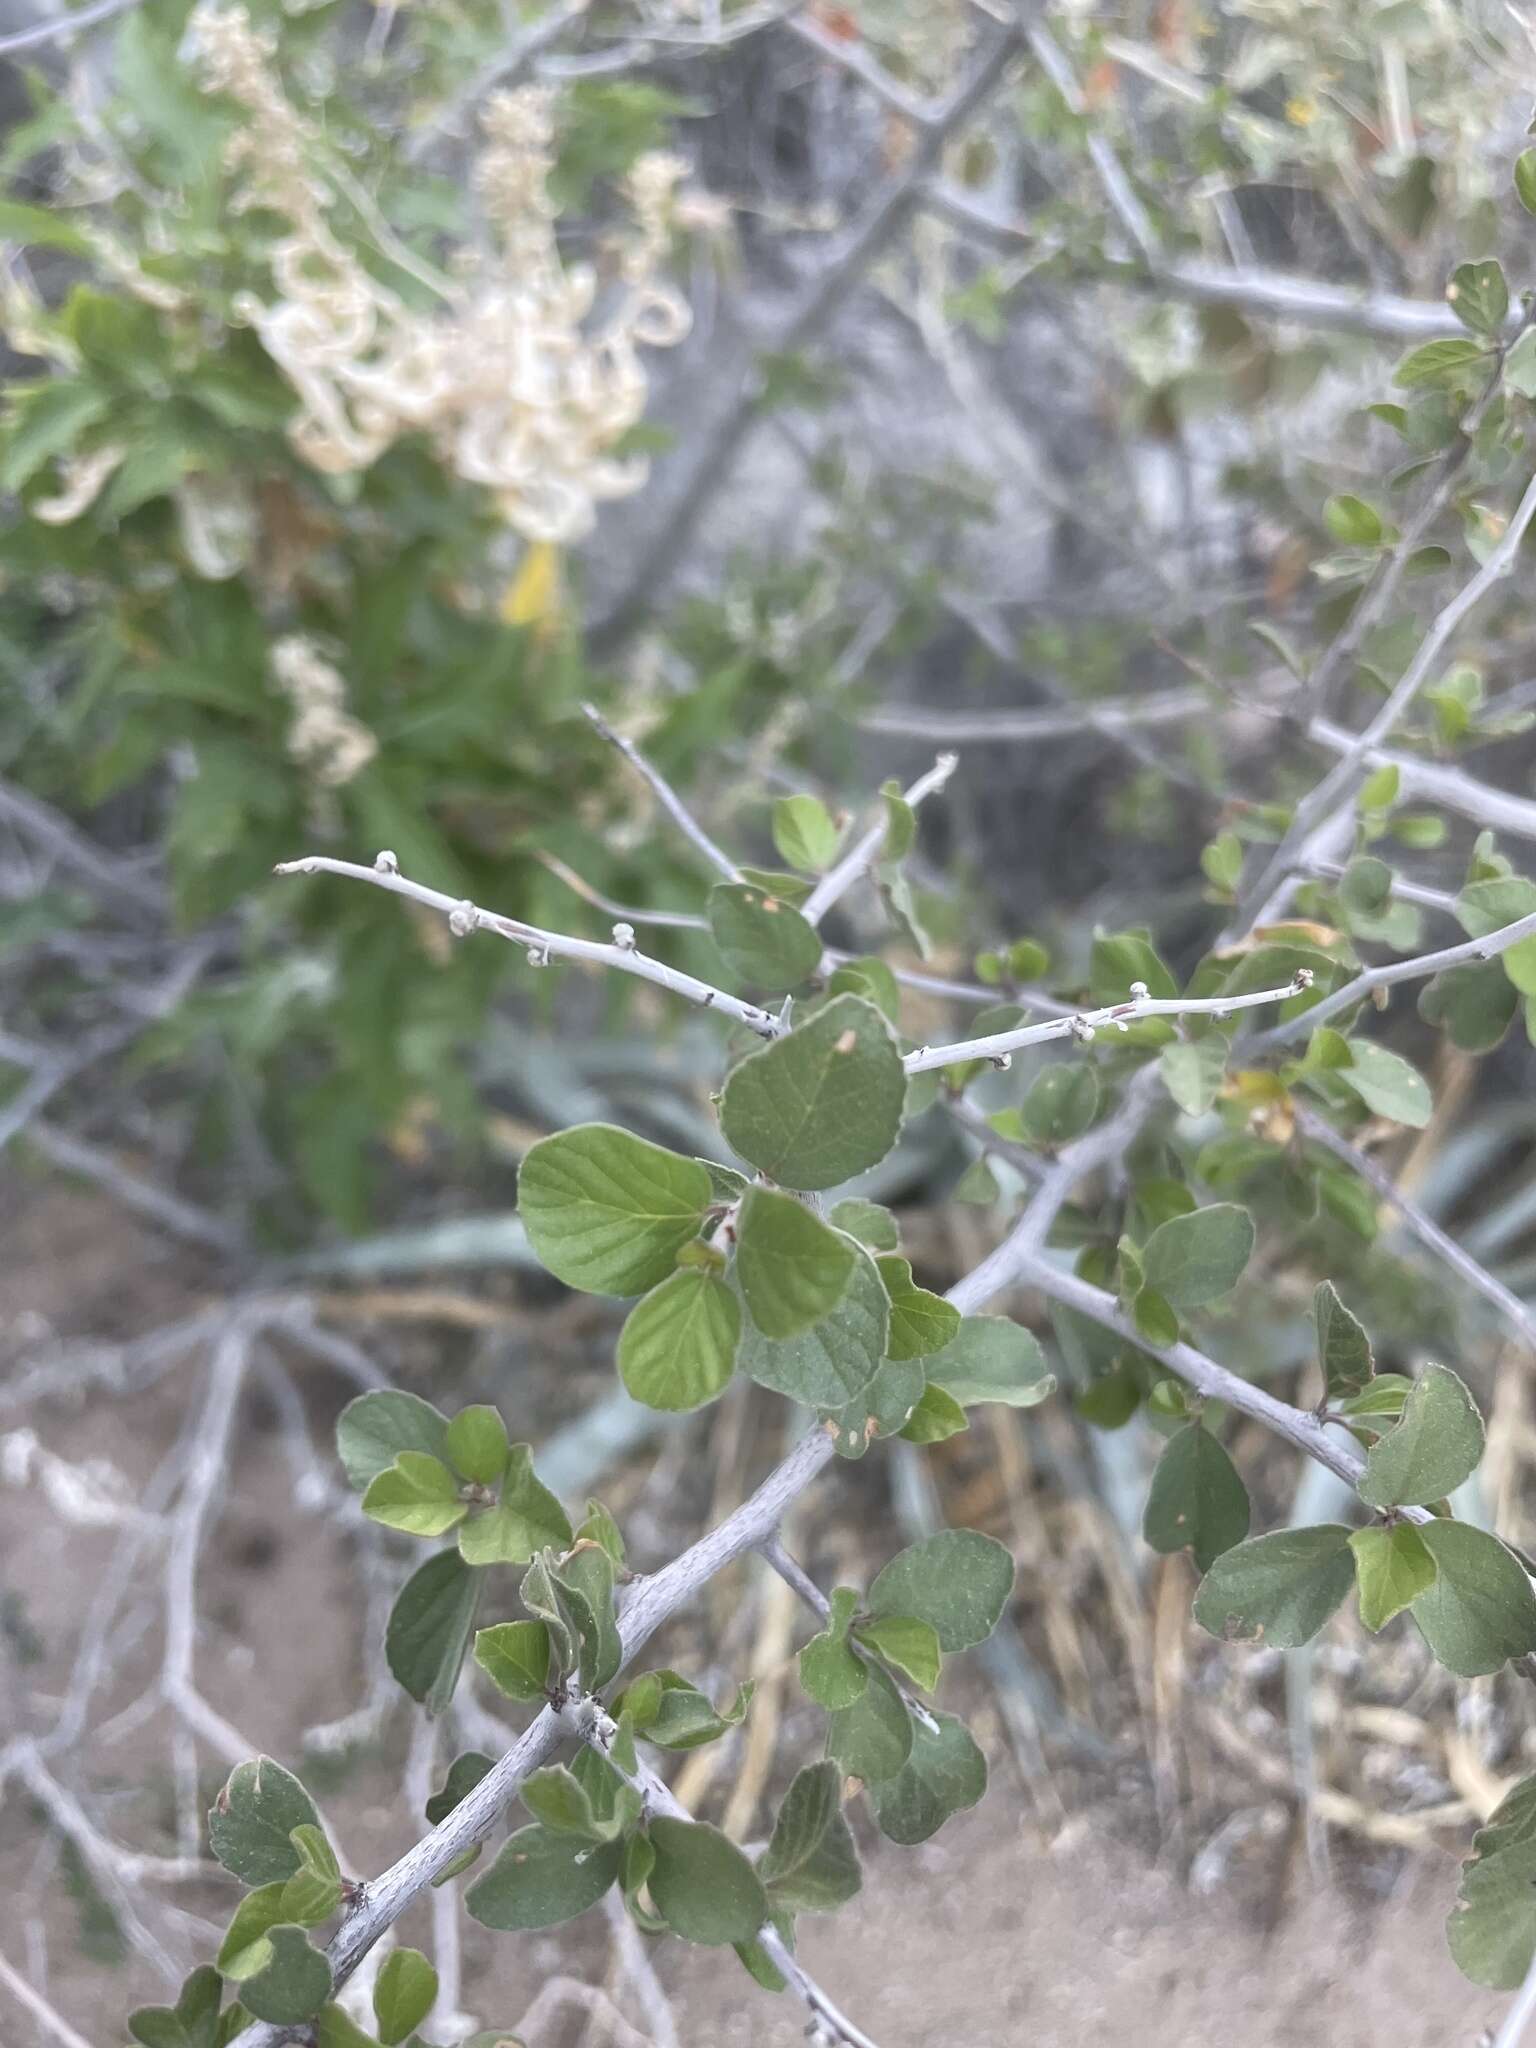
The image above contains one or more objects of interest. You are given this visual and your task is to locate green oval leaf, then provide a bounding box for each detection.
[759,1760,861,1912]
[1141,1203,1254,1310]
[1158,1039,1226,1117]
[1410,1520,1536,1677]
[362,1452,466,1538]
[646,1818,768,1946]
[855,1614,942,1693]
[335,1390,448,1491]
[738,1247,888,1408]
[1020,1063,1099,1146]
[868,1708,987,1846]
[1141,1422,1250,1572]
[386,1549,482,1714]
[736,1186,856,1337]
[473,1621,551,1702]
[866,1527,1013,1652]
[517,1124,711,1295]
[466,1825,621,1931]
[617,1267,741,1411]
[1447,1772,1536,1987]
[373,1949,437,2047]
[719,994,906,1192]
[826,1661,912,1782]
[1358,1364,1484,1508]
[1339,1041,1432,1127]
[1192,1524,1355,1648]
[707,882,823,991]
[443,1406,511,1487]
[458,1446,572,1566]
[1314,1281,1373,1401]
[827,1197,900,1251]
[924,1316,1053,1408]
[1447,258,1509,336]
[1393,336,1493,388]
[772,793,843,873]
[209,1759,322,1888]
[875,1254,961,1360]
[237,1926,332,2027]
[1348,1522,1437,1632]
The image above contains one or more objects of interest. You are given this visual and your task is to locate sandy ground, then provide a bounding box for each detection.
[0,1183,1513,2048]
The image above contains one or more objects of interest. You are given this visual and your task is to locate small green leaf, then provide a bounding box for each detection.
[458,1446,571,1566]
[1420,963,1518,1053]
[315,2005,382,2048]
[473,1621,551,1702]
[879,779,917,860]
[1517,149,1536,216]
[1324,494,1384,545]
[425,1751,494,1826]
[1338,1041,1432,1127]
[1358,1365,1484,1508]
[646,1819,768,1946]
[1349,1523,1437,1632]
[517,1124,711,1296]
[719,994,906,1192]
[444,1407,511,1487]
[1192,1525,1355,1648]
[824,1352,925,1456]
[520,1766,617,1841]
[1020,1063,1099,1146]
[707,883,823,992]
[335,1391,448,1491]
[373,1950,437,2047]
[875,1254,961,1359]
[209,1759,322,1888]
[826,1661,912,1782]
[1336,1372,1415,1419]
[1090,932,1177,1002]
[1142,1423,1251,1572]
[736,1187,856,1338]
[218,1885,291,1980]
[575,1498,626,1567]
[758,1761,861,1912]
[618,1267,740,1411]
[466,1826,621,1930]
[127,1969,223,2048]
[828,1198,900,1251]
[1410,1519,1536,1677]
[866,1528,1013,1652]
[552,1543,623,1692]
[1132,1286,1180,1348]
[925,1316,1054,1408]
[800,1587,868,1711]
[362,1453,466,1539]
[867,1709,987,1846]
[1158,1039,1226,1117]
[1447,1773,1536,1987]
[1314,1281,1374,1401]
[773,794,842,872]
[1141,1204,1254,1310]
[1447,259,1509,336]
[386,1550,482,1714]
[855,1615,942,1692]
[237,1927,332,2027]
[738,1247,888,1407]
[617,1671,752,1749]
[1393,336,1493,387]
[897,1382,969,1444]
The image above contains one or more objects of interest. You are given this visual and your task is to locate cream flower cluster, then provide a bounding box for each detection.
[269,634,378,789]
[191,6,691,544]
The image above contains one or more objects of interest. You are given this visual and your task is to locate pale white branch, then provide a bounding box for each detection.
[903,973,1313,1074]
[273,854,780,1038]
[1251,906,1536,1047]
